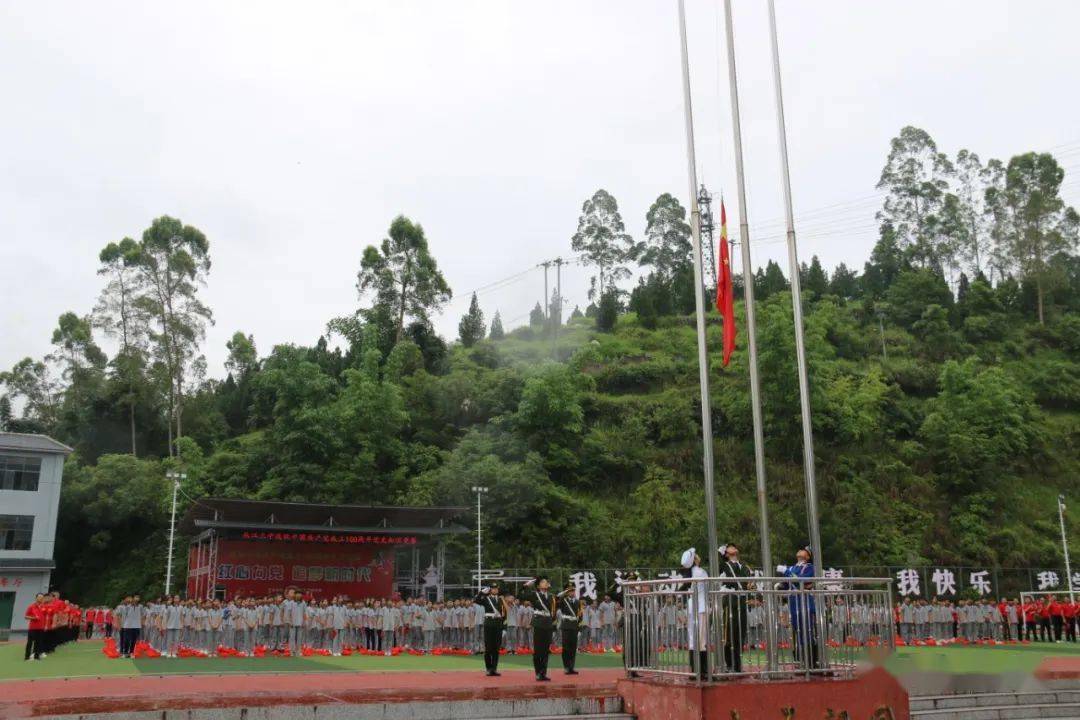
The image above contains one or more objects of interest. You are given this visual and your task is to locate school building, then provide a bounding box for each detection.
[0,432,72,635]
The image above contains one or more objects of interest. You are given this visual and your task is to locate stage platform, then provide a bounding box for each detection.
[0,668,627,720]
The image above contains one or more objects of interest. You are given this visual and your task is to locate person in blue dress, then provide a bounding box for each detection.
[777,546,819,668]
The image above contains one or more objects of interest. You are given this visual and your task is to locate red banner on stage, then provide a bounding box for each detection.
[188,538,396,600]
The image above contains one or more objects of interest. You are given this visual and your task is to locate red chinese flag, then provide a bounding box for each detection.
[715,199,736,366]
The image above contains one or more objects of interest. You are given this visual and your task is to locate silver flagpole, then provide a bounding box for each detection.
[721,0,775,671]
[767,0,822,572]
[676,0,720,580]
[766,0,826,665]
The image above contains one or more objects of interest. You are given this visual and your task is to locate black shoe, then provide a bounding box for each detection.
[538,675,551,682]
[488,671,501,676]
[565,670,579,675]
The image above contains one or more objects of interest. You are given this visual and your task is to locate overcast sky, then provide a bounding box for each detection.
[3,0,1079,379]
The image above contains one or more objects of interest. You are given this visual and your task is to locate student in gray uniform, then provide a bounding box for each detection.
[898,598,915,644]
[164,597,182,657]
[286,589,306,653]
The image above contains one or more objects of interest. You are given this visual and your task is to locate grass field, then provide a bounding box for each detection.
[0,639,1075,682]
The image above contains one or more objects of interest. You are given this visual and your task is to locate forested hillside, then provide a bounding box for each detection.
[3,127,1079,602]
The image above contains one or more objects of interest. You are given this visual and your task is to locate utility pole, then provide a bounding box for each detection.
[554,258,564,359]
[164,470,187,596]
[1060,495,1074,603]
[675,0,719,581]
[541,261,551,322]
[472,486,488,593]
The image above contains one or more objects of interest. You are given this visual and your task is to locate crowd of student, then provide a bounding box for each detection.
[25,588,1079,662]
[21,591,85,661]
[894,596,1080,644]
[51,588,627,659]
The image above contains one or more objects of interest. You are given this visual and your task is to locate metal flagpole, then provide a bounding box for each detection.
[1060,495,1074,603]
[721,0,774,670]
[676,0,719,580]
[766,0,822,570]
[766,0,826,667]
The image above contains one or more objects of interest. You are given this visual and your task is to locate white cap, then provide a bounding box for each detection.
[681,548,696,569]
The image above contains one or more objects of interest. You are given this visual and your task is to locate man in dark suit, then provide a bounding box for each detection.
[718,542,752,673]
[521,576,555,681]
[474,581,506,676]
[556,581,582,675]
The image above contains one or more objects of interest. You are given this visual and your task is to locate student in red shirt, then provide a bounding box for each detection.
[24,594,47,661]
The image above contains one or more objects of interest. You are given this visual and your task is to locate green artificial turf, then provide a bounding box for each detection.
[2,639,1076,682]
[0,639,625,681]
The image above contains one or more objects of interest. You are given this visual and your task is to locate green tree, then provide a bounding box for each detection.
[596,288,619,332]
[489,311,505,340]
[134,215,213,457]
[529,302,545,329]
[828,262,859,300]
[988,152,1079,323]
[95,237,148,454]
[801,255,829,298]
[639,193,692,282]
[225,332,258,377]
[876,126,955,267]
[356,215,452,344]
[861,224,906,299]
[954,149,997,276]
[885,268,953,328]
[571,189,635,299]
[920,358,1040,492]
[458,292,486,347]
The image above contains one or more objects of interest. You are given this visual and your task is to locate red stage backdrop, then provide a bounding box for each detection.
[188,535,411,600]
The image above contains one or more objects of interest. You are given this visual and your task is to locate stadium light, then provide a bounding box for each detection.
[165,470,187,596]
[1060,495,1074,603]
[472,486,489,593]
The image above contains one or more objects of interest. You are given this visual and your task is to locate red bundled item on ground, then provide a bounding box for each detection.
[177,646,208,658]
[102,638,120,659]
[314,648,331,656]
[407,649,423,656]
[550,646,561,654]
[390,647,402,656]
[516,646,533,655]
[342,647,353,656]
[894,636,905,647]
[498,648,508,655]
[301,646,315,657]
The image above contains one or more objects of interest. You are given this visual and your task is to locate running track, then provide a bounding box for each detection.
[1,668,625,718]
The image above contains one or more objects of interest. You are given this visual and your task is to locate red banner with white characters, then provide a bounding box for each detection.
[187,538,400,600]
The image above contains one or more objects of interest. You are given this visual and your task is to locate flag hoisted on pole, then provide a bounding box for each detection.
[715,199,736,366]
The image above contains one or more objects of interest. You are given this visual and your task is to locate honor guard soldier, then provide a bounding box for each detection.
[556,581,583,675]
[522,576,555,681]
[717,542,752,673]
[474,581,507,676]
[678,549,710,680]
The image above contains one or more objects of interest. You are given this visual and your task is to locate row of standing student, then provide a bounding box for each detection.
[22,591,83,661]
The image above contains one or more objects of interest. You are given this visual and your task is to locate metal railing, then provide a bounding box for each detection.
[622,575,894,681]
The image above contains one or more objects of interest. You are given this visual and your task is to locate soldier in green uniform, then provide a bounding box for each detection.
[521,576,555,681]
[718,542,752,673]
[474,581,506,676]
[556,581,582,675]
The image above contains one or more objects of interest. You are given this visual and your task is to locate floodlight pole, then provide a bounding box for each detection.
[1059,495,1074,603]
[165,470,186,596]
[473,486,489,593]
